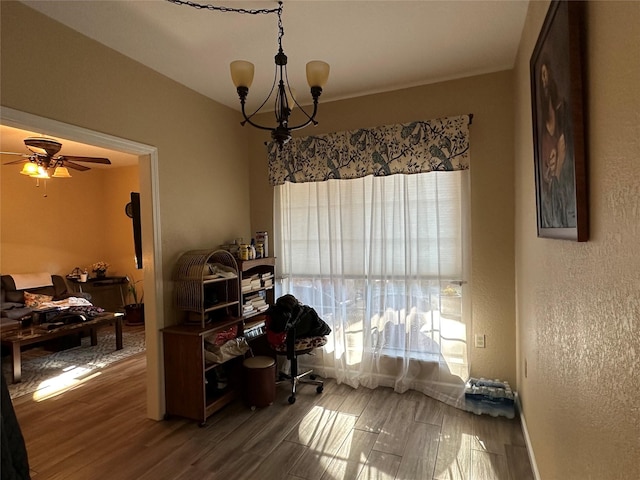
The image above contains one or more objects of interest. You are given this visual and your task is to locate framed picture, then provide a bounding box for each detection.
[530,0,587,241]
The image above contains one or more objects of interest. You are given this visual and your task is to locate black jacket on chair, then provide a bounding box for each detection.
[267,294,331,338]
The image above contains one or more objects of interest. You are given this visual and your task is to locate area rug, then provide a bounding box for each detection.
[1,327,145,400]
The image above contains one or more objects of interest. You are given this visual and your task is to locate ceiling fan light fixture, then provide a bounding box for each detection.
[52,166,72,178]
[31,165,50,179]
[20,162,39,176]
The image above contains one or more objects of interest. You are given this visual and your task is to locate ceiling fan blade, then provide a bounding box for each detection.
[2,159,29,166]
[62,161,91,171]
[0,151,29,157]
[59,155,111,164]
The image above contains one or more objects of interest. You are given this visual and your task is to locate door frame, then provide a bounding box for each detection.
[1,106,165,420]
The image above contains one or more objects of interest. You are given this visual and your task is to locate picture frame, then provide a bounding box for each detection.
[530,0,588,241]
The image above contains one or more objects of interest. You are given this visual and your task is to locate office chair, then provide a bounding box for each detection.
[270,326,327,404]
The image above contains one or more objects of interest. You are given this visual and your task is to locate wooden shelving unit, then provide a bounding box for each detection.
[163,319,245,425]
[164,249,245,425]
[173,249,240,326]
[238,257,275,333]
[238,257,275,355]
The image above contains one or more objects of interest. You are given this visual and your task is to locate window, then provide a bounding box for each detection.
[275,170,470,377]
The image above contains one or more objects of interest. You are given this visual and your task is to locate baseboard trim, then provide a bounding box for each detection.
[516,393,542,480]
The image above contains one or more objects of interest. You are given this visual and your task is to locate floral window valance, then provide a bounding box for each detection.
[268,114,471,186]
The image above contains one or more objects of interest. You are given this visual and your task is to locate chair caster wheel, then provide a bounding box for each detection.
[316,386,324,394]
[288,395,296,404]
[310,374,317,380]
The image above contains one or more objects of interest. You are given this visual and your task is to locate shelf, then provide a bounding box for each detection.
[162,316,242,336]
[244,310,269,320]
[245,316,266,328]
[237,257,276,271]
[204,300,239,314]
[203,274,238,284]
[204,351,245,371]
[241,286,273,295]
[166,249,245,426]
[174,249,240,328]
[205,389,238,418]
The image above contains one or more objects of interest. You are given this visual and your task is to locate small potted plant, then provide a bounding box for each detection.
[91,261,110,279]
[124,275,145,326]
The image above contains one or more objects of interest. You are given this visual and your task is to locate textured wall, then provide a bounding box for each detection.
[248,71,517,387]
[514,1,640,478]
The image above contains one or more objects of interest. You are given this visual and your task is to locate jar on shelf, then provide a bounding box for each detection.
[256,231,268,257]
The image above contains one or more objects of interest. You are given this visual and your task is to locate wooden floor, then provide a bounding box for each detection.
[12,353,534,480]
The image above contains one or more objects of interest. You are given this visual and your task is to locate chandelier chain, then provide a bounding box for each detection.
[165,0,280,17]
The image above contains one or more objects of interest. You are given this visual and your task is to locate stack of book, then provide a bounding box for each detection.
[241,274,261,293]
[242,303,255,316]
[243,293,269,317]
[261,272,273,288]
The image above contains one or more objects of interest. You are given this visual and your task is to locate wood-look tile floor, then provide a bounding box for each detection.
[11,353,534,480]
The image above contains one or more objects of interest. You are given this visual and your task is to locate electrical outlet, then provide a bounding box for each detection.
[474,334,486,348]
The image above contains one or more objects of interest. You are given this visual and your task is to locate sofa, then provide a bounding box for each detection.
[1,273,91,330]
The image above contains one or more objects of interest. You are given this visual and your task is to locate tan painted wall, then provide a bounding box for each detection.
[1,162,139,281]
[514,1,640,478]
[248,71,517,386]
[1,1,251,418]
[101,166,142,283]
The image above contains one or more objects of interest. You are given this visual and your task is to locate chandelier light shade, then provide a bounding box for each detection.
[306,61,330,89]
[230,61,255,89]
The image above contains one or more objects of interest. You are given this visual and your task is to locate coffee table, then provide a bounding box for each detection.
[0,312,124,383]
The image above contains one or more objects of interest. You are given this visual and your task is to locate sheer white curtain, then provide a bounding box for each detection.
[274,170,471,408]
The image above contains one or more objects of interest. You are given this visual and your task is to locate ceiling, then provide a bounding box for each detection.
[2,0,529,166]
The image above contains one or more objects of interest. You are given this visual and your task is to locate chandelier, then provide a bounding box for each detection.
[167,0,330,147]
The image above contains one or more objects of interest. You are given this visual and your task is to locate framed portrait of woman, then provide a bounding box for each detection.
[530,0,588,241]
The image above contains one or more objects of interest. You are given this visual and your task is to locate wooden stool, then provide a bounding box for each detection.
[243,355,276,409]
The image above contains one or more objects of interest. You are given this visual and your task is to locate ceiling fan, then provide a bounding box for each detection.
[1,136,111,178]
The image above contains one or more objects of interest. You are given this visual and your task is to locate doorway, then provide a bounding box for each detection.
[0,106,164,420]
